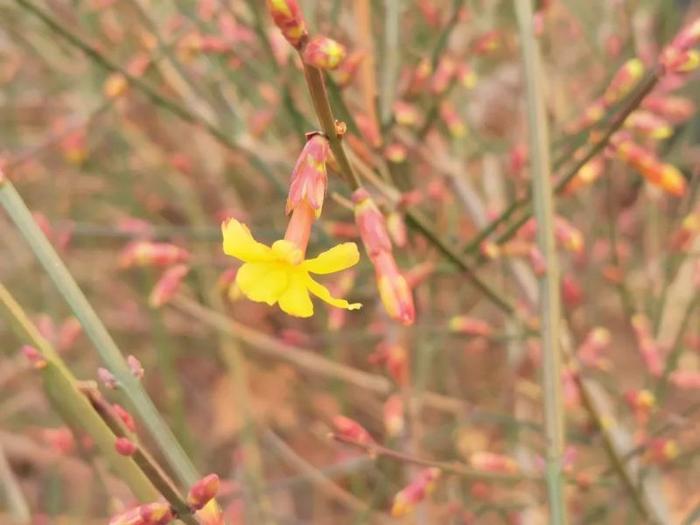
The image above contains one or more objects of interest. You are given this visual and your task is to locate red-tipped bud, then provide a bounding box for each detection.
[375,252,416,325]
[631,314,664,377]
[393,100,420,127]
[470,452,519,474]
[440,100,467,138]
[266,0,307,48]
[567,98,606,133]
[115,437,137,456]
[98,367,119,389]
[302,36,346,70]
[127,355,144,379]
[431,56,457,94]
[642,95,696,123]
[119,242,189,268]
[139,502,174,525]
[448,316,492,337]
[408,57,432,94]
[611,137,686,196]
[624,389,656,422]
[352,188,392,256]
[391,468,441,517]
[564,156,605,194]
[624,110,672,140]
[188,474,220,511]
[149,264,189,308]
[471,30,501,55]
[332,415,375,445]
[21,345,47,369]
[113,404,137,433]
[287,134,331,217]
[603,58,644,106]
[645,438,679,465]
[384,143,408,163]
[457,63,477,89]
[554,217,584,253]
[108,507,145,525]
[578,327,611,370]
[383,395,404,438]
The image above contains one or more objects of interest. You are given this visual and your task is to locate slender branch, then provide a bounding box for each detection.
[330,433,534,483]
[0,441,30,524]
[0,179,199,486]
[461,67,662,256]
[514,2,567,523]
[0,283,160,502]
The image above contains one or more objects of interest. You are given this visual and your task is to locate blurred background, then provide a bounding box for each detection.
[1,0,700,524]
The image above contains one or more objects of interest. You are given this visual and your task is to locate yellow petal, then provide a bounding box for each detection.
[303,243,360,275]
[222,219,273,263]
[305,275,361,311]
[278,271,313,317]
[236,262,288,305]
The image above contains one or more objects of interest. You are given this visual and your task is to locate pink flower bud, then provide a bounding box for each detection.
[57,317,81,351]
[383,395,404,438]
[352,188,392,257]
[127,355,145,379]
[440,100,467,138]
[603,58,644,105]
[624,110,672,140]
[302,36,346,70]
[266,0,307,48]
[578,327,611,370]
[332,415,375,445]
[528,245,547,276]
[391,468,441,517]
[149,264,189,308]
[287,134,330,217]
[113,404,137,433]
[631,314,664,377]
[431,56,457,94]
[119,242,190,268]
[115,437,137,456]
[645,438,679,465]
[21,345,47,369]
[139,502,174,525]
[393,100,420,127]
[375,252,416,326]
[384,143,408,163]
[470,451,519,474]
[642,95,696,123]
[611,137,686,196]
[188,473,220,511]
[98,367,119,389]
[670,370,700,390]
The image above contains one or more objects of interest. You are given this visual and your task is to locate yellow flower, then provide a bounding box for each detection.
[222,219,362,318]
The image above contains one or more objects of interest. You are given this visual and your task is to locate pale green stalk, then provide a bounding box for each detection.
[514,1,567,523]
[0,180,198,486]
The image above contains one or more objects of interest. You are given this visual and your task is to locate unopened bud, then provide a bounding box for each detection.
[287,134,330,217]
[332,415,375,445]
[127,355,144,379]
[98,367,119,389]
[391,468,441,517]
[187,473,220,511]
[603,58,644,106]
[115,437,137,456]
[266,0,307,48]
[113,404,137,433]
[120,242,190,268]
[149,264,189,308]
[302,36,346,70]
[22,345,47,369]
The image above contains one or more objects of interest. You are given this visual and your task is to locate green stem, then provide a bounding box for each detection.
[514,2,567,523]
[0,180,199,486]
[0,283,160,502]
